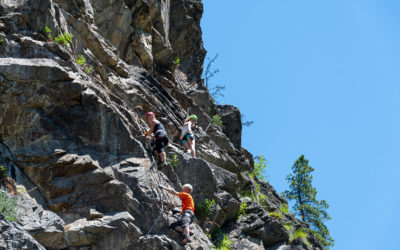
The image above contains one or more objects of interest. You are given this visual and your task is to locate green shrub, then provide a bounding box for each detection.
[209,227,232,250]
[255,182,261,193]
[238,202,247,217]
[85,65,94,74]
[239,189,270,211]
[268,211,282,220]
[76,54,86,65]
[292,228,312,247]
[195,198,216,221]
[44,26,52,40]
[0,190,18,222]
[251,154,267,182]
[212,114,223,127]
[240,184,269,208]
[75,54,94,74]
[283,223,293,232]
[0,39,4,44]
[174,57,180,64]
[217,234,232,250]
[55,32,73,47]
[0,165,6,179]
[279,204,289,215]
[168,154,179,169]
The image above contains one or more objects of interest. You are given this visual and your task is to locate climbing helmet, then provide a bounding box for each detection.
[146,112,155,119]
[189,115,198,121]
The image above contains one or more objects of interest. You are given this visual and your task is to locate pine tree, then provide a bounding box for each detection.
[283,155,334,249]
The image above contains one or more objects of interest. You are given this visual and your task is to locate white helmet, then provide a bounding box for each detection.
[183,184,193,191]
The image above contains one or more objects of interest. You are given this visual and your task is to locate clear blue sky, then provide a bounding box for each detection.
[201,1,400,249]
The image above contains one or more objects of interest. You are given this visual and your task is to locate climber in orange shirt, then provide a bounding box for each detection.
[159,184,194,243]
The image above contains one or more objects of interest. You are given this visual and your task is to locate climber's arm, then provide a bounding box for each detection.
[159,185,179,196]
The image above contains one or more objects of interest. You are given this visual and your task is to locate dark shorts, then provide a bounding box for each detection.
[170,210,194,229]
[181,133,194,145]
[154,132,169,153]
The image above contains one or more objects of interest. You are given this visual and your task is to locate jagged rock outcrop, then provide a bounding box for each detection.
[17,195,66,249]
[215,105,242,150]
[0,217,45,250]
[0,0,322,249]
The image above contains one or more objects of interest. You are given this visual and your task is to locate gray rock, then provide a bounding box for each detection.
[0,218,46,250]
[261,218,290,247]
[64,211,142,249]
[169,0,206,83]
[216,105,242,149]
[89,208,104,220]
[0,58,73,82]
[16,195,66,249]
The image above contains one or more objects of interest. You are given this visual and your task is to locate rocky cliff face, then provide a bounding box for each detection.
[0,0,322,249]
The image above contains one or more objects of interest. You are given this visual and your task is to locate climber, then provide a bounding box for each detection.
[144,112,169,167]
[180,115,197,157]
[159,184,194,243]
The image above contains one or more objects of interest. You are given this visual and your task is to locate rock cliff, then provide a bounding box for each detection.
[0,0,322,249]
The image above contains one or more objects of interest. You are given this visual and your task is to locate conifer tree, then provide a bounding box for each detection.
[283,155,334,249]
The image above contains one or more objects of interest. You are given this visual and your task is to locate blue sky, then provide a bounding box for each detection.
[201,1,400,249]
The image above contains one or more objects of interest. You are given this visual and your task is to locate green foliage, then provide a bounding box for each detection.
[0,165,6,180]
[312,230,333,249]
[238,202,247,217]
[255,182,261,193]
[75,54,94,74]
[279,204,290,215]
[218,234,232,250]
[55,32,73,47]
[0,190,18,222]
[283,222,293,232]
[167,154,179,169]
[85,65,94,74]
[0,39,4,44]
[268,211,282,220]
[293,228,308,239]
[195,198,216,221]
[239,189,270,211]
[76,54,86,65]
[174,57,180,64]
[209,227,232,250]
[252,155,267,182]
[44,26,52,40]
[283,155,334,249]
[292,228,312,247]
[212,114,223,127]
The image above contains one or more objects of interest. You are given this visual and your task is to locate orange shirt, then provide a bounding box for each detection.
[178,192,194,213]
